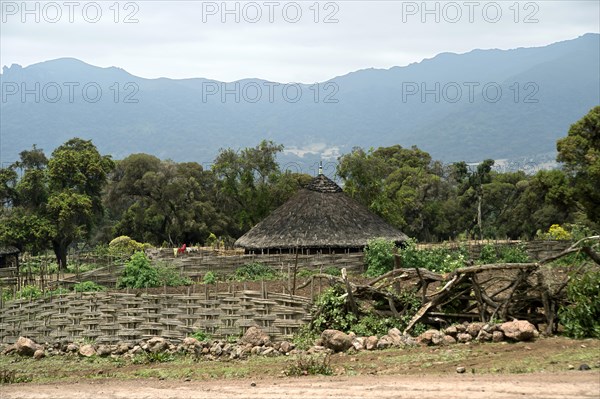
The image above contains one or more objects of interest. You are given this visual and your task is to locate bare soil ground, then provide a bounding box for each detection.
[2,337,599,399]
[2,372,599,399]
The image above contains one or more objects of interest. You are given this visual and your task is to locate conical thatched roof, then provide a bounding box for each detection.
[234,174,409,250]
[0,246,19,256]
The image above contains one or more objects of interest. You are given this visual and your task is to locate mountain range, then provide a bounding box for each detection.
[1,33,598,172]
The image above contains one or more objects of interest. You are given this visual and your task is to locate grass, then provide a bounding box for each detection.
[0,337,598,384]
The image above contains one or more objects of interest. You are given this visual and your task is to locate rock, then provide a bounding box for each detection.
[241,326,271,347]
[492,331,504,343]
[442,335,457,345]
[261,347,276,356]
[365,336,378,351]
[1,344,16,355]
[444,326,458,337]
[467,323,484,337]
[321,329,353,352]
[33,349,45,360]
[500,320,539,341]
[96,345,112,357]
[419,329,445,346]
[183,337,200,347]
[568,364,575,370]
[79,344,96,357]
[115,342,132,355]
[455,324,467,333]
[579,364,591,371]
[376,336,393,349]
[352,337,365,351]
[476,330,493,342]
[146,337,171,353]
[457,333,472,343]
[67,343,79,353]
[130,345,143,355]
[279,341,292,354]
[307,345,330,354]
[456,366,466,373]
[15,337,43,357]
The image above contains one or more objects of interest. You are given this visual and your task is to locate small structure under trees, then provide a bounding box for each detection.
[234,172,409,254]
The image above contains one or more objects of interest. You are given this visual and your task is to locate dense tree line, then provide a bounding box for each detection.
[1,107,598,268]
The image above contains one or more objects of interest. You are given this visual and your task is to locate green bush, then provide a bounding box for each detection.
[399,239,466,273]
[311,286,358,332]
[73,281,106,293]
[322,266,342,276]
[17,285,42,300]
[364,238,396,277]
[117,252,159,289]
[498,244,530,263]
[558,268,600,339]
[156,263,192,286]
[478,244,498,264]
[285,354,332,376]
[109,235,149,256]
[234,262,279,281]
[189,330,211,342]
[203,271,216,285]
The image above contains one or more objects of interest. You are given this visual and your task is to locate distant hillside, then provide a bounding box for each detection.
[1,33,598,169]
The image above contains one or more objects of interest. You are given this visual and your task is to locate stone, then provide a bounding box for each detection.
[444,326,458,337]
[115,342,132,355]
[456,366,466,373]
[419,329,444,346]
[67,343,79,353]
[320,329,353,352]
[499,320,539,341]
[279,341,292,354]
[492,331,504,343]
[476,330,493,342]
[457,333,472,343]
[467,323,484,337]
[241,326,271,347]
[1,345,16,355]
[96,345,112,357]
[352,337,365,351]
[261,347,276,356]
[365,336,378,351]
[376,336,393,349]
[79,344,96,357]
[579,364,591,371]
[33,349,45,360]
[15,337,43,357]
[442,335,457,345]
[146,337,171,353]
[130,345,143,355]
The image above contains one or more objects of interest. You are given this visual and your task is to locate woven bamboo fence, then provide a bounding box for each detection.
[0,289,312,345]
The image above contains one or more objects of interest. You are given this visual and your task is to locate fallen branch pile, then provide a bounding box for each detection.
[300,236,600,335]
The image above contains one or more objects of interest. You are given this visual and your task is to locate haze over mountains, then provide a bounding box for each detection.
[1,33,598,171]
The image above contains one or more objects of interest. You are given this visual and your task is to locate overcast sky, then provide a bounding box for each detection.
[1,1,599,83]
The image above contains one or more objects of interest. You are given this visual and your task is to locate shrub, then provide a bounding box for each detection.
[285,354,332,376]
[109,235,148,256]
[17,285,42,300]
[189,330,211,342]
[205,233,218,247]
[558,268,600,339]
[156,263,192,286]
[203,271,216,285]
[117,252,159,289]
[478,244,498,264]
[498,244,530,263]
[399,239,466,273]
[234,262,279,281]
[311,286,357,332]
[541,224,572,241]
[73,281,106,293]
[322,266,342,276]
[364,238,396,277]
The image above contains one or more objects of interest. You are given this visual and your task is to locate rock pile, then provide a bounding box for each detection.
[0,320,540,360]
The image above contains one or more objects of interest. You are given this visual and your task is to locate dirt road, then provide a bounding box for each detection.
[2,372,599,399]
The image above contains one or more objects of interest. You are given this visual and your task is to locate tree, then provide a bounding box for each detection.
[47,138,114,269]
[212,140,308,237]
[557,106,600,226]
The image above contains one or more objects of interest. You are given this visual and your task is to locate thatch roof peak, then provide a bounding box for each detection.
[0,246,19,256]
[235,178,409,250]
[305,174,342,193]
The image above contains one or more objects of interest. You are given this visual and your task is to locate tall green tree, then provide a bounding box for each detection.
[46,138,114,269]
[557,106,600,226]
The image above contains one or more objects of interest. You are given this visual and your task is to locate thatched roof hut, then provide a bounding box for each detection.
[234,174,408,252]
[0,245,19,268]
